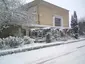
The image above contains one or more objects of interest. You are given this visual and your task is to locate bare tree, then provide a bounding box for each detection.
[0,0,29,25]
[0,0,30,38]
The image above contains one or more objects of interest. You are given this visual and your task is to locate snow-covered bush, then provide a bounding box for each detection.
[1,36,24,48]
[5,36,24,48]
[0,38,3,48]
[0,36,35,49]
[23,36,34,44]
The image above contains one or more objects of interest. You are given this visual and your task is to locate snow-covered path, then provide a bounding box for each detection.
[0,40,85,64]
[40,43,85,64]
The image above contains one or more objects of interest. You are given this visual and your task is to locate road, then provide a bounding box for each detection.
[37,41,85,64]
[0,40,85,64]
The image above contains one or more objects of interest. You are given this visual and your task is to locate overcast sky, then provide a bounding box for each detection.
[25,0,85,20]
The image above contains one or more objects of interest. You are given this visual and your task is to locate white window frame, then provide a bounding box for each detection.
[53,15,63,28]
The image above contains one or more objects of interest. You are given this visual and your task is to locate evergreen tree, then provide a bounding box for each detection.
[71,15,75,28]
[71,11,79,39]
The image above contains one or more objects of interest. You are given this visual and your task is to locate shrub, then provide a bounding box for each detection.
[46,33,51,43]
[0,24,26,38]
[0,36,34,49]
[0,38,3,48]
[2,36,23,48]
[23,36,34,44]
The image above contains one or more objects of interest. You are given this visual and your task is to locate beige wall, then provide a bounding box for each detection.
[38,3,69,27]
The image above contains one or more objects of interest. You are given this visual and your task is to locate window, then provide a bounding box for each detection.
[55,18,61,26]
[53,15,63,27]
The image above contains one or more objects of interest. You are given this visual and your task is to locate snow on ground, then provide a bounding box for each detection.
[0,37,84,55]
[42,43,85,64]
[0,41,64,54]
[0,38,85,64]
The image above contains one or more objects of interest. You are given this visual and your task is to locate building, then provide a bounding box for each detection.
[20,0,69,35]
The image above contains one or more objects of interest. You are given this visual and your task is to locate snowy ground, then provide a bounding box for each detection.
[0,38,85,64]
[0,37,84,56]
